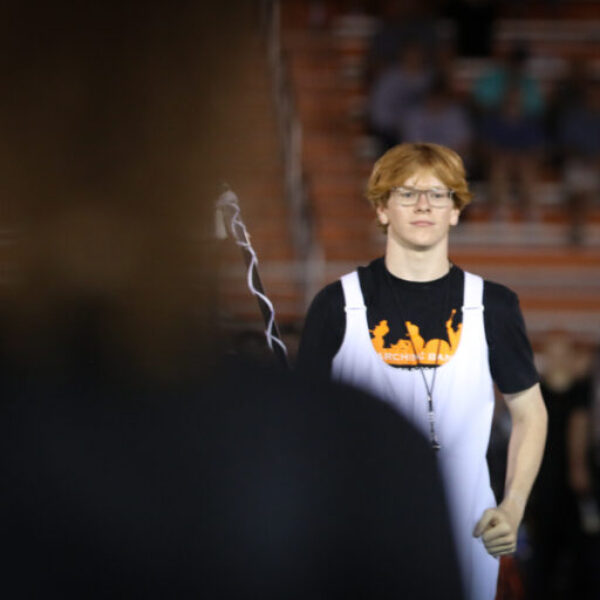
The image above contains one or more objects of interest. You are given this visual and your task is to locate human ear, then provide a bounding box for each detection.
[449,207,460,227]
[376,206,389,226]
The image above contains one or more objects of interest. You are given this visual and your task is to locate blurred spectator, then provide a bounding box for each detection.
[366,0,439,84]
[442,0,497,58]
[593,348,600,482]
[556,84,600,244]
[545,58,588,166]
[479,84,545,220]
[399,76,473,162]
[566,343,600,598]
[473,45,545,220]
[367,42,435,152]
[473,43,544,117]
[546,59,600,243]
[525,332,596,599]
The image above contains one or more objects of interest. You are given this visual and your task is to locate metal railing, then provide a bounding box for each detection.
[261,0,324,307]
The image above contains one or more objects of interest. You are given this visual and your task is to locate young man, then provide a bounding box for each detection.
[297,143,548,600]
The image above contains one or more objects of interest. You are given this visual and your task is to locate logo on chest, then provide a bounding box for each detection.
[370,309,462,366]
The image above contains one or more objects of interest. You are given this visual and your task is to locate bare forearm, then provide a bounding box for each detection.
[501,384,548,523]
[474,388,547,556]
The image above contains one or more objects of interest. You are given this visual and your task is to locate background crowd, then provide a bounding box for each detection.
[358,0,600,240]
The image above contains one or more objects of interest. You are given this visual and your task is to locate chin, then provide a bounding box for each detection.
[408,233,439,247]
[390,228,448,250]
[403,234,447,251]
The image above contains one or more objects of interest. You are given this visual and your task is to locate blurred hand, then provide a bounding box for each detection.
[473,506,519,558]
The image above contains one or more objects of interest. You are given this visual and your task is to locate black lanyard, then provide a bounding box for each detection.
[383,264,453,452]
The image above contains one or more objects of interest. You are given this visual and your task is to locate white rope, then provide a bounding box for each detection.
[216,189,288,357]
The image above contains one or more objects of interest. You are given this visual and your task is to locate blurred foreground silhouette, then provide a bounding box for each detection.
[0,2,463,598]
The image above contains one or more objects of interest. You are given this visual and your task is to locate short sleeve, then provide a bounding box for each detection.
[483,281,539,394]
[295,281,345,380]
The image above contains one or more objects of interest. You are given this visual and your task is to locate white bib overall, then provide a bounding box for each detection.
[332,270,499,600]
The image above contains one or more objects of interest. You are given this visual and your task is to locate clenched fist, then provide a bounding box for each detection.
[473,506,519,557]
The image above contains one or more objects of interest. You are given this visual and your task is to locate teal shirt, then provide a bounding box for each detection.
[473,67,544,116]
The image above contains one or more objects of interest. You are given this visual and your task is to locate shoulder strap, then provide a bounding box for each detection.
[462,271,484,311]
[340,271,366,312]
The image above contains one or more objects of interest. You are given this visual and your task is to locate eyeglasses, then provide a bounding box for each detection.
[389,186,455,208]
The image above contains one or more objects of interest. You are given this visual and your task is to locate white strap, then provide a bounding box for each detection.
[462,271,484,311]
[340,271,366,311]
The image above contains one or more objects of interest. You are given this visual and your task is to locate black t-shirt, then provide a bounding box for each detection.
[536,378,592,490]
[528,377,593,528]
[297,257,539,395]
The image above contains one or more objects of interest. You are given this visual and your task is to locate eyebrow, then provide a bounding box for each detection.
[397,185,449,190]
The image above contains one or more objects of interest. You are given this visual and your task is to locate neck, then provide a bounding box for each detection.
[384,239,451,282]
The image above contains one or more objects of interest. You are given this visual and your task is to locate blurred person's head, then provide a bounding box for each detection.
[505,41,530,75]
[0,0,254,382]
[425,76,454,110]
[396,42,428,71]
[538,330,591,390]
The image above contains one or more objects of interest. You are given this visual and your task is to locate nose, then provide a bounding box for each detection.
[414,190,431,211]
